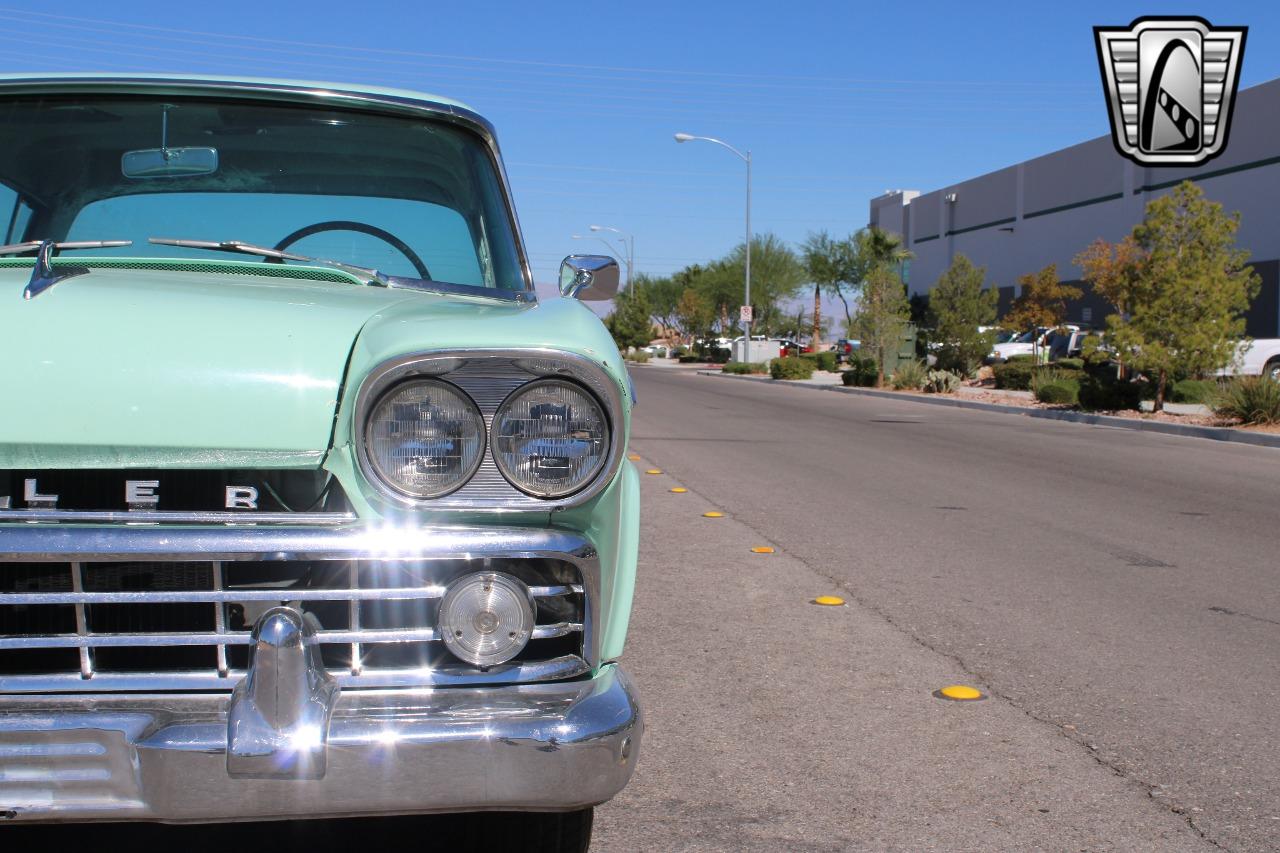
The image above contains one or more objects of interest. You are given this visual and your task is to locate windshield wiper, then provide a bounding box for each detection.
[1,239,134,300]
[148,237,389,286]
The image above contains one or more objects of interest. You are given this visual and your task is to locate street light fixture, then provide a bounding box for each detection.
[674,131,752,357]
[571,233,630,292]
[589,225,634,291]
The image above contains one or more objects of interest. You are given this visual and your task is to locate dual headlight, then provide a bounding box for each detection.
[364,377,609,500]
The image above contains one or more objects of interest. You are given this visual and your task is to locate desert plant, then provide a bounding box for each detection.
[1006,354,1035,364]
[1171,378,1218,404]
[889,359,927,390]
[923,369,962,394]
[813,350,838,372]
[1053,357,1085,370]
[1210,376,1280,424]
[723,361,769,375]
[624,350,650,363]
[770,356,815,381]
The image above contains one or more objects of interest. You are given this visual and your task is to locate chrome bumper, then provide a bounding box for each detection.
[0,664,641,823]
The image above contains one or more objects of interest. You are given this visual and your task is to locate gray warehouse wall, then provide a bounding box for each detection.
[872,77,1280,337]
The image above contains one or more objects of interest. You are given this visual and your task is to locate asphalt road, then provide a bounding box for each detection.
[594,366,1280,852]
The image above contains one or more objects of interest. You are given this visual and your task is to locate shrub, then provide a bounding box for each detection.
[1211,376,1280,424]
[841,355,879,387]
[1029,373,1080,407]
[923,369,962,394]
[624,350,650,363]
[1172,378,1218,404]
[890,359,927,390]
[770,356,815,381]
[672,345,688,357]
[1006,354,1036,364]
[813,351,838,372]
[677,354,700,364]
[1053,357,1085,370]
[1078,373,1142,411]
[993,362,1036,391]
[723,361,768,375]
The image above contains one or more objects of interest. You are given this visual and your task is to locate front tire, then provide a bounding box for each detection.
[1266,359,1280,383]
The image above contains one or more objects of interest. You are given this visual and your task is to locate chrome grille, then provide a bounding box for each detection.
[0,525,596,693]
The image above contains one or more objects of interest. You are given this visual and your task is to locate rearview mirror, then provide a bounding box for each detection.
[559,254,619,300]
[122,147,219,179]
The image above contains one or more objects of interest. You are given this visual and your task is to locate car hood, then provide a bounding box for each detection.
[0,266,421,468]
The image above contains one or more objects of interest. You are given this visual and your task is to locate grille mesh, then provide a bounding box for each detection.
[0,557,584,690]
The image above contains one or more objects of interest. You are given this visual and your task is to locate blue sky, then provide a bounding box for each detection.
[1,1,1277,306]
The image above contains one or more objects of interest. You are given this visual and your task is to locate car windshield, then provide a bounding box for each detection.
[0,95,527,291]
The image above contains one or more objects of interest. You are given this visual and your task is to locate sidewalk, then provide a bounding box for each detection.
[698,369,1279,450]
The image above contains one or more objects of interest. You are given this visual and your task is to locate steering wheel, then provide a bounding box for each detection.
[273,220,431,280]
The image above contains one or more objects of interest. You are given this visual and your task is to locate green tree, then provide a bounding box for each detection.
[852,264,911,386]
[720,234,806,335]
[1075,180,1260,411]
[604,287,654,351]
[930,254,998,375]
[674,289,715,347]
[1004,263,1082,362]
[838,228,914,384]
[802,230,861,349]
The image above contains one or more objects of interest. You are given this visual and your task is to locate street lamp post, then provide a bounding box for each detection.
[674,132,752,359]
[589,225,634,292]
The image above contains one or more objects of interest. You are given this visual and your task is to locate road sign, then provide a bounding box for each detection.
[739,305,753,323]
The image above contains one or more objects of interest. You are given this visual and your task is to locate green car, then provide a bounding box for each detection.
[0,74,640,845]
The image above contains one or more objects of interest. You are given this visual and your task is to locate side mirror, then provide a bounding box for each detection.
[559,254,619,300]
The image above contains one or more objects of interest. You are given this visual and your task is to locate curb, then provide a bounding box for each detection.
[698,370,1280,450]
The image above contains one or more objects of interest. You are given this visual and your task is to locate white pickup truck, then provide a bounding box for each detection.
[1225,339,1280,381]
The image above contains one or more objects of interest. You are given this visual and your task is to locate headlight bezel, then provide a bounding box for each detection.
[352,349,625,511]
[361,377,488,500]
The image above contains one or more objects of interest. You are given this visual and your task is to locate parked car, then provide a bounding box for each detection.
[835,338,862,363]
[0,74,641,846]
[1219,339,1280,381]
[987,325,1081,363]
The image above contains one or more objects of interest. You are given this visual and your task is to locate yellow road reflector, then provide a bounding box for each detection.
[628,454,641,461]
[812,595,844,606]
[751,546,775,554]
[702,511,724,518]
[670,487,688,493]
[645,469,662,475]
[934,684,986,701]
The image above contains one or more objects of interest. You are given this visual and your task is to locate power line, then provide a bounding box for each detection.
[0,7,1097,93]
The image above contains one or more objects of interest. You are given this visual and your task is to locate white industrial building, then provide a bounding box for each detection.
[869,78,1280,338]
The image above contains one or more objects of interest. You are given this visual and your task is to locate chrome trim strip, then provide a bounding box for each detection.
[0,509,356,524]
[0,654,590,693]
[0,76,537,297]
[1,583,577,604]
[351,349,627,512]
[0,624,581,648]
